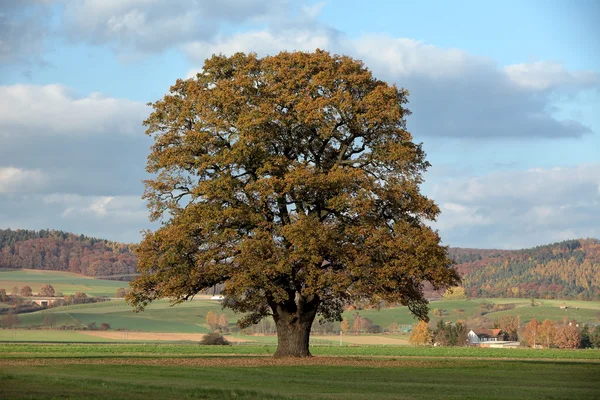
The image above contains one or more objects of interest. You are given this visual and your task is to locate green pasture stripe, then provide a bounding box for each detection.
[0,359,599,399]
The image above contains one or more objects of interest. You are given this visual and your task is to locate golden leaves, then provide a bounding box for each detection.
[130,50,459,324]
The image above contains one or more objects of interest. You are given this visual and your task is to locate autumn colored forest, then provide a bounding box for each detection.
[450,239,600,301]
[1,229,599,301]
[0,229,137,279]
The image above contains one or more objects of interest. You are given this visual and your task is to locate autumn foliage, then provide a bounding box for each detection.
[537,319,557,348]
[0,229,137,278]
[39,284,55,297]
[521,318,540,347]
[451,239,600,300]
[340,317,350,333]
[128,50,459,357]
[19,286,32,297]
[522,318,592,349]
[555,324,581,349]
[442,286,467,300]
[409,320,431,345]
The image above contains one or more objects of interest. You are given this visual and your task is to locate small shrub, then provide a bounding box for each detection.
[492,303,516,312]
[200,332,230,345]
[432,308,446,317]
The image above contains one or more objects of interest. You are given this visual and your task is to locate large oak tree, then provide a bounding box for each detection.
[128,50,459,357]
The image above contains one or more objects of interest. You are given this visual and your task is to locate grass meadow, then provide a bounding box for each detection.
[1,270,600,399]
[0,269,125,297]
[2,270,599,337]
[2,296,599,339]
[0,344,599,399]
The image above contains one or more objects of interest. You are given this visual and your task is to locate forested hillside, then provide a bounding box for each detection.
[0,229,137,279]
[1,229,599,299]
[450,239,600,300]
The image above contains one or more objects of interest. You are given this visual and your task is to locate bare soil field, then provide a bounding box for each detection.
[80,331,252,342]
[0,356,445,368]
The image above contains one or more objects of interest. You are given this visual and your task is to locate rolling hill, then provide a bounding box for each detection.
[0,229,137,279]
[1,229,599,300]
[450,239,600,300]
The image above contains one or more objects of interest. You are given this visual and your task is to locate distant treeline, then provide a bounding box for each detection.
[450,239,600,301]
[1,229,599,300]
[0,229,137,279]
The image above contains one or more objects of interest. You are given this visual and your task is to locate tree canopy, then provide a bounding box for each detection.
[128,50,459,357]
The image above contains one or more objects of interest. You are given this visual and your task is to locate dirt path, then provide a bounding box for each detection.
[80,331,253,342]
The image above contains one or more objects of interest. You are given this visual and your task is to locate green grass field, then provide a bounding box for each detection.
[12,298,224,332]
[2,343,600,359]
[0,269,125,297]
[0,344,599,399]
[2,275,599,398]
[350,298,600,327]
[1,271,599,341]
[2,296,599,340]
[0,330,116,342]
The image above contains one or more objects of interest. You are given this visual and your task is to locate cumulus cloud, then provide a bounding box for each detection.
[185,31,597,139]
[0,192,151,242]
[43,193,147,220]
[0,167,46,193]
[430,164,600,248]
[504,61,599,91]
[61,0,289,54]
[348,35,596,138]
[2,4,598,246]
[0,84,152,213]
[0,82,154,240]
[184,28,337,77]
[0,84,148,137]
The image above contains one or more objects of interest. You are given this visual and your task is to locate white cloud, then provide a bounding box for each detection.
[0,167,46,193]
[62,0,290,54]
[431,164,600,248]
[184,28,335,77]
[349,35,490,79]
[504,61,599,91]
[2,192,151,242]
[437,202,492,230]
[0,84,148,137]
[42,193,148,221]
[183,31,597,139]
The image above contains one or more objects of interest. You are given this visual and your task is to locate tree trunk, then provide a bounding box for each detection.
[271,294,319,358]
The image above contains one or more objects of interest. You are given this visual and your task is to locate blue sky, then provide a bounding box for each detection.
[0,0,598,249]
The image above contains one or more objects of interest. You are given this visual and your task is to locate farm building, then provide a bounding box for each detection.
[468,329,502,344]
[468,329,520,348]
[30,297,59,307]
[478,341,520,348]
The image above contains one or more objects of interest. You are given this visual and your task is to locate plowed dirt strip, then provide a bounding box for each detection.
[0,357,441,368]
[79,332,408,345]
[79,331,253,342]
